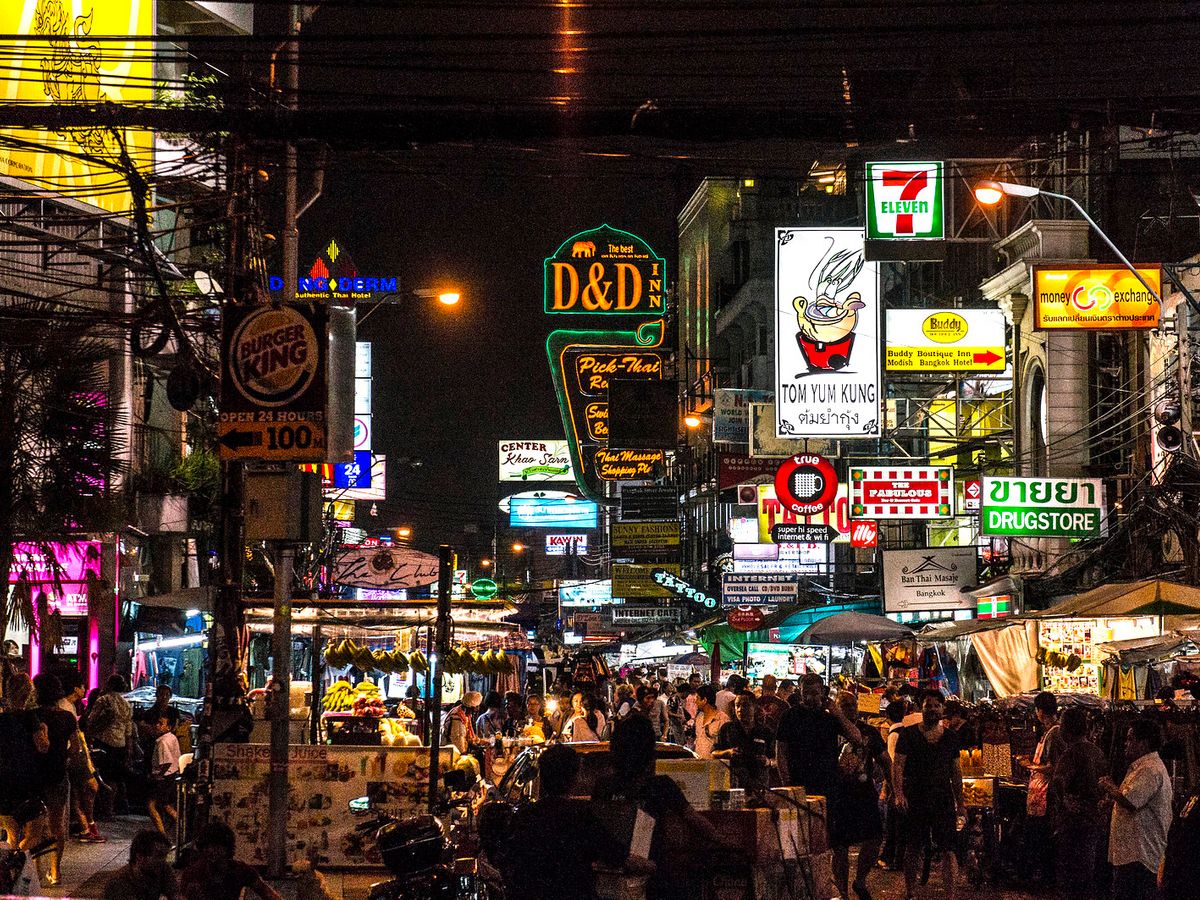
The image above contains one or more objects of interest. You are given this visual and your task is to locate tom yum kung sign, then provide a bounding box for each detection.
[981,477,1106,539]
[544,225,666,316]
[775,229,881,439]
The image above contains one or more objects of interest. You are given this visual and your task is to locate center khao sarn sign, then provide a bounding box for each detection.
[544,225,666,316]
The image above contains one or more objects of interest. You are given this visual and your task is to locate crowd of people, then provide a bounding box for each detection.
[0,671,186,891]
[443,669,1200,900]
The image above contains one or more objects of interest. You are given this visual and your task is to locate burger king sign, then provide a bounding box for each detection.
[219,303,328,461]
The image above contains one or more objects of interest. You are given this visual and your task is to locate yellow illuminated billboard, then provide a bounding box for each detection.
[0,0,153,215]
[1033,266,1162,330]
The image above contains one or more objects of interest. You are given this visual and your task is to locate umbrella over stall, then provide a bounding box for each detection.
[799,611,914,645]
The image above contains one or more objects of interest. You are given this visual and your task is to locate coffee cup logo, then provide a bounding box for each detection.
[230,307,319,407]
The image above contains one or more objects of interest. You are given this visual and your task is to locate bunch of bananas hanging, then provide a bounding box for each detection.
[323,638,429,676]
[442,647,515,676]
[322,679,383,712]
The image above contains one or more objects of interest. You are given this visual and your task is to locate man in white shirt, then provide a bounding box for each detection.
[715,674,745,719]
[1100,718,1172,900]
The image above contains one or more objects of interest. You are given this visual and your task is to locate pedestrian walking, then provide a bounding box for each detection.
[713,691,772,790]
[32,674,78,887]
[1018,691,1065,887]
[892,689,964,900]
[879,699,909,871]
[57,669,104,844]
[146,712,180,838]
[774,673,859,799]
[691,684,727,760]
[754,674,788,736]
[1099,718,1172,900]
[563,691,606,742]
[635,684,669,741]
[1050,707,1106,900]
[830,690,887,900]
[86,675,134,814]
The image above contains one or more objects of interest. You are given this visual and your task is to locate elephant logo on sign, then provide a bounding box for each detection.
[571,240,596,258]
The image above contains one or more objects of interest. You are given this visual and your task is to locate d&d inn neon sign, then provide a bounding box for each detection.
[651,569,719,609]
[544,225,670,504]
[544,225,667,316]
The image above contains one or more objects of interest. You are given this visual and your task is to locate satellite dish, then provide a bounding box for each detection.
[193,270,224,297]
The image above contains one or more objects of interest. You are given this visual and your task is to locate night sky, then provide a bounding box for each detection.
[269,0,1200,558]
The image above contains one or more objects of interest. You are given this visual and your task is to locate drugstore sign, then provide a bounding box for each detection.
[980,476,1106,539]
[865,162,944,240]
[1033,266,1162,330]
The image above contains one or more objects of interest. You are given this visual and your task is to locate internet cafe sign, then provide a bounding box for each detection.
[981,476,1106,539]
[544,225,666,316]
[865,162,944,240]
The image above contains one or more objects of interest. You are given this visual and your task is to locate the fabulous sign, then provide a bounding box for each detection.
[980,477,1106,539]
[775,229,881,439]
[544,225,666,316]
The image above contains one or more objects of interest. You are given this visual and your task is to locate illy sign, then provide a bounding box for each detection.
[865,162,944,240]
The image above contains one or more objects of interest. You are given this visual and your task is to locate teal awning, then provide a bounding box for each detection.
[698,599,881,662]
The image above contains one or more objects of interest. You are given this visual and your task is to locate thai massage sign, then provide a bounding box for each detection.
[1033,266,1162,330]
[981,476,1106,539]
[775,228,881,438]
[545,225,666,316]
[865,162,944,240]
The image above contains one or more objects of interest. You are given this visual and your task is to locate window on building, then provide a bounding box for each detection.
[1029,367,1048,476]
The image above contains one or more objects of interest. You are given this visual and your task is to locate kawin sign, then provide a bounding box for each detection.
[544,225,666,316]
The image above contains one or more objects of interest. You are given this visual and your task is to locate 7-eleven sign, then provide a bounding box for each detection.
[866,162,944,240]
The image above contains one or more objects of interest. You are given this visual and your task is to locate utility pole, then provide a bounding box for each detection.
[267,544,294,877]
[427,544,454,814]
[266,5,301,879]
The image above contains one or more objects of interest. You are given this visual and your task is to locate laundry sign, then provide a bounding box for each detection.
[882,547,976,613]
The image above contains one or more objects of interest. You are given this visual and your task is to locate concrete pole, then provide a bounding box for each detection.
[427,545,454,814]
[267,544,294,877]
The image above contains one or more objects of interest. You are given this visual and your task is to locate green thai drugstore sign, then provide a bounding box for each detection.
[980,476,1106,539]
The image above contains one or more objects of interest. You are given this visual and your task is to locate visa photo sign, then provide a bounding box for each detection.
[775,228,881,439]
[865,162,944,240]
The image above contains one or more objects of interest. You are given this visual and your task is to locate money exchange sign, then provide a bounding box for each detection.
[1033,266,1162,330]
[981,477,1106,539]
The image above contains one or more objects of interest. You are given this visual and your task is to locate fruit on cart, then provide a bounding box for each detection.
[469,650,485,673]
[353,646,376,670]
[394,703,415,719]
[323,680,355,712]
[372,649,393,673]
[409,649,428,673]
[389,649,410,671]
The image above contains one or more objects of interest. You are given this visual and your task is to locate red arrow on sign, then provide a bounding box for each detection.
[973,350,1002,365]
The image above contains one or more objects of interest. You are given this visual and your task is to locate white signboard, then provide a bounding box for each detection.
[713,389,773,443]
[732,544,829,574]
[332,545,440,590]
[355,341,372,378]
[354,377,371,415]
[559,578,616,607]
[498,440,575,482]
[885,308,1006,372]
[882,547,977,613]
[775,228,881,438]
[545,534,589,556]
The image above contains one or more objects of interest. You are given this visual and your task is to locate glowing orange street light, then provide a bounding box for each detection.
[684,413,703,429]
[395,525,412,540]
[480,559,492,568]
[437,292,461,306]
[512,542,525,553]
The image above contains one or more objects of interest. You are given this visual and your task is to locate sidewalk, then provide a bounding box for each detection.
[22,816,385,900]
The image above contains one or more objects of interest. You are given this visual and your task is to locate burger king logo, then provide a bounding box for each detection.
[230,307,319,407]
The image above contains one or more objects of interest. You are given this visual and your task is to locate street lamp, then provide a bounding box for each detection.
[512,542,525,553]
[479,558,492,568]
[684,413,703,429]
[413,288,461,306]
[973,180,1163,305]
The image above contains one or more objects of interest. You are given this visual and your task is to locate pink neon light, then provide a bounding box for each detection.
[88,617,100,692]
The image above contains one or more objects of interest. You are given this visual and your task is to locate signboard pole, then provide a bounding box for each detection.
[428,545,454,815]
[267,544,293,878]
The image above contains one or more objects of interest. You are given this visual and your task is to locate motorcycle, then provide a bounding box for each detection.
[352,769,507,900]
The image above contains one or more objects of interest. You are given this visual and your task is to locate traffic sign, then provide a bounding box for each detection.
[962,479,982,511]
[770,523,837,544]
[219,303,328,461]
[850,521,879,548]
[774,454,838,516]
